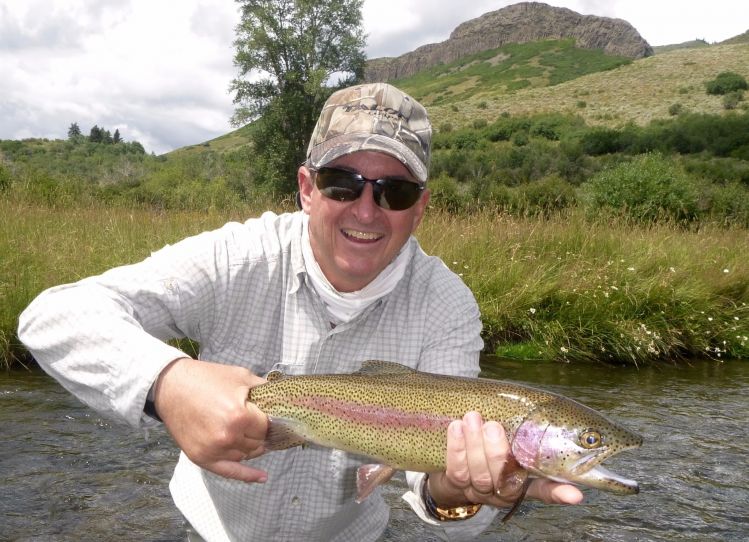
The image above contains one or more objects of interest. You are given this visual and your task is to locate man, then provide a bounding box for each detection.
[19,83,580,541]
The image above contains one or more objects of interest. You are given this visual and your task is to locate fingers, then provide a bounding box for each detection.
[443,412,554,508]
[154,358,271,483]
[481,420,508,497]
[463,412,497,496]
[443,412,517,505]
[527,478,584,505]
[445,419,470,489]
[209,460,268,484]
[243,401,269,441]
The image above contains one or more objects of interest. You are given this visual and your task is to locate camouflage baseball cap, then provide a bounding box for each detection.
[306,83,432,182]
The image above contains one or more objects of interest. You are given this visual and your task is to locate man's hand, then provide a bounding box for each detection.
[153,357,269,483]
[428,411,584,510]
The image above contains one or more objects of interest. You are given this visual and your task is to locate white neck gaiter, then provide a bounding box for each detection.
[301,215,412,324]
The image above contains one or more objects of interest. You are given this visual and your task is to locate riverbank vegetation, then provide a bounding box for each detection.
[2,185,746,368]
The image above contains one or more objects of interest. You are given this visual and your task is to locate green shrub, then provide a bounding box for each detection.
[580,127,624,155]
[706,71,748,95]
[511,176,577,216]
[668,103,684,116]
[722,90,744,110]
[428,173,467,212]
[581,153,705,223]
[512,132,529,147]
[529,114,569,140]
[705,180,749,227]
[0,164,11,191]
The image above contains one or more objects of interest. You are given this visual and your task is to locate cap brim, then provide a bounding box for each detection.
[309,133,427,182]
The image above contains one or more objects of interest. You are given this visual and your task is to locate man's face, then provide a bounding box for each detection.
[298,151,430,293]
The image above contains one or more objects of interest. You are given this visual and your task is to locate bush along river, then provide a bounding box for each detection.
[1,358,747,541]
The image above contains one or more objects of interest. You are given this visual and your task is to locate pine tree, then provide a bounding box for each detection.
[67,122,82,140]
[113,129,122,144]
[89,125,103,143]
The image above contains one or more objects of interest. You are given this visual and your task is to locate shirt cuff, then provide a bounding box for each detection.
[402,472,441,526]
[403,472,501,540]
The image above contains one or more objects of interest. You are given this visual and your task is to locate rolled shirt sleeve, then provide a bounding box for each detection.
[17,225,235,428]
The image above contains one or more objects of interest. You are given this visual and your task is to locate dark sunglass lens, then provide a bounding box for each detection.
[314,167,423,210]
[316,168,362,202]
[379,179,423,210]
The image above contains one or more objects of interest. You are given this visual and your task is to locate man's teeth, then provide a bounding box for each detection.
[343,229,380,240]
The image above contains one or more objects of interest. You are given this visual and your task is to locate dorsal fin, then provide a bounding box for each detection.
[355,360,416,375]
[266,369,286,382]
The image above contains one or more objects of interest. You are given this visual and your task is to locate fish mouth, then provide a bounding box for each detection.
[560,464,639,495]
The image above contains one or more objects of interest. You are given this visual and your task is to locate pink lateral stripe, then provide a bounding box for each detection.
[291,395,453,431]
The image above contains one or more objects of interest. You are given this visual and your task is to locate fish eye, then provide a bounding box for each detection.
[580,430,603,449]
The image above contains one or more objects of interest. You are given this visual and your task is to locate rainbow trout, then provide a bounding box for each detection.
[248,361,641,520]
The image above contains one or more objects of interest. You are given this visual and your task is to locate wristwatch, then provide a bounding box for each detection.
[422,475,482,521]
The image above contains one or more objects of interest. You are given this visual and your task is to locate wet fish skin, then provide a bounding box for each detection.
[248,361,642,500]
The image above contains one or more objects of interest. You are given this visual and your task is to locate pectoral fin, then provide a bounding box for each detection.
[355,464,396,503]
[264,416,307,451]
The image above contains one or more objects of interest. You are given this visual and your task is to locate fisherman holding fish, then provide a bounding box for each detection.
[20,83,590,541]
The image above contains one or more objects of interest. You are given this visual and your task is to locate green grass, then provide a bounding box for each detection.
[3,198,746,369]
[418,208,748,365]
[0,195,286,369]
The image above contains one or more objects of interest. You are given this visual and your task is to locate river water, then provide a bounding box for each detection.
[2,359,747,541]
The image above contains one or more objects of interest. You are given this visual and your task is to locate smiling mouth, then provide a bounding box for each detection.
[342,228,383,242]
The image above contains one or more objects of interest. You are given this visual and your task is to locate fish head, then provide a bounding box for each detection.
[511,396,642,495]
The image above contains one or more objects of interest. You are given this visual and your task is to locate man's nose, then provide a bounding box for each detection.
[350,182,379,222]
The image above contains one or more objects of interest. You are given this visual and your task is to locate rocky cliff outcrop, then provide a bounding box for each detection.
[364,2,653,82]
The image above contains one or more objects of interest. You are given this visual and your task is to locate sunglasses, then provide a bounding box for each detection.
[312,167,425,211]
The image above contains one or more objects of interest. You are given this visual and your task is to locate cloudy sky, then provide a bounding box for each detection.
[1,0,746,154]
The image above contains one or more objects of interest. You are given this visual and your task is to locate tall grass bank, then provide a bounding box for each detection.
[2,195,746,368]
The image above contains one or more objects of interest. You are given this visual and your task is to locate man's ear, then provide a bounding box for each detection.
[297,166,314,213]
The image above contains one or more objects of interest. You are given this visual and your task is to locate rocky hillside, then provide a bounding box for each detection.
[365,2,653,82]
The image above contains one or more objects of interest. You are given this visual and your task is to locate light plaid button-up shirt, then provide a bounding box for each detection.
[19,211,497,541]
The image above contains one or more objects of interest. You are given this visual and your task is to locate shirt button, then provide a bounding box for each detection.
[291,496,300,506]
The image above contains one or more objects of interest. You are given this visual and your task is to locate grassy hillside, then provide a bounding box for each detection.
[171,40,749,157]
[404,42,749,131]
[652,40,710,54]
[388,39,632,106]
[169,123,256,158]
[721,30,749,45]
